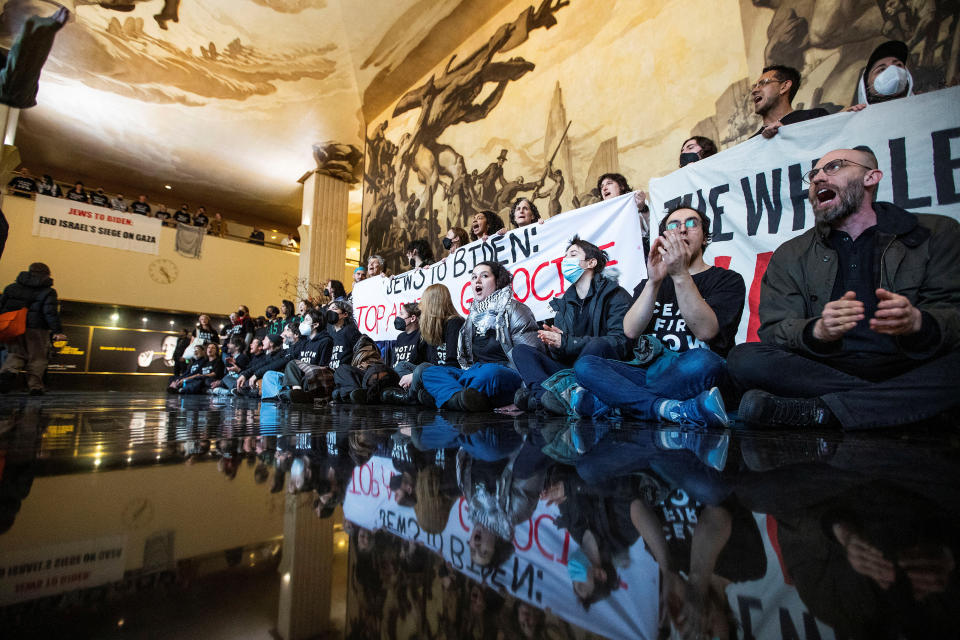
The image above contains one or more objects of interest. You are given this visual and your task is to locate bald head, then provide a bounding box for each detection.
[808,147,883,226]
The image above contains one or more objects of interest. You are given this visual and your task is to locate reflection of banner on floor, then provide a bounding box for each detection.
[343,456,658,640]
[32,195,161,255]
[352,194,648,341]
[648,87,960,343]
[0,535,127,605]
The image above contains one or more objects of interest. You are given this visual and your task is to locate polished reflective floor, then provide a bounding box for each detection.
[1,392,958,639]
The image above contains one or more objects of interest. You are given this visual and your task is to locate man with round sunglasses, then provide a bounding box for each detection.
[571,205,746,428]
[729,146,960,430]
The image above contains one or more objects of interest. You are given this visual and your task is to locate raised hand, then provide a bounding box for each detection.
[537,324,563,348]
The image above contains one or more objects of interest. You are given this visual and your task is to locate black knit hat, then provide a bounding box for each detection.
[865,40,908,77]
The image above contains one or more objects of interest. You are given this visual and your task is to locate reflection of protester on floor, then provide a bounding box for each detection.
[0,263,67,395]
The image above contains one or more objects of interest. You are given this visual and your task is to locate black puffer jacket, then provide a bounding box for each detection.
[547,272,632,363]
[0,271,62,332]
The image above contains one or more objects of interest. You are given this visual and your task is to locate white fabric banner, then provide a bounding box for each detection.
[352,194,648,341]
[648,87,960,343]
[343,455,659,640]
[32,195,162,255]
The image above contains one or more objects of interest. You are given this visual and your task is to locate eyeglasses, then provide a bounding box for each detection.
[802,159,874,184]
[665,218,700,231]
[750,77,782,90]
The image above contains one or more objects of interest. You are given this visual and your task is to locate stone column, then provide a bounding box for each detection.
[276,493,333,640]
[299,143,359,284]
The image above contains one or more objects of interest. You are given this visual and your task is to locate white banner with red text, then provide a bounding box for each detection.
[343,455,659,640]
[648,86,960,343]
[352,194,648,341]
[32,194,161,255]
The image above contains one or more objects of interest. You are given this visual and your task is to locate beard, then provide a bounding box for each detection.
[813,179,865,225]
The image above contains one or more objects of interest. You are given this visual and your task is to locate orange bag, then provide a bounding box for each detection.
[0,307,27,341]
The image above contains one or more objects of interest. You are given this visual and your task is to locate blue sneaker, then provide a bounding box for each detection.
[570,386,616,419]
[655,427,730,471]
[658,387,729,429]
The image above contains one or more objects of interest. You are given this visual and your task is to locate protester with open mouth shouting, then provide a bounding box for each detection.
[419,261,541,411]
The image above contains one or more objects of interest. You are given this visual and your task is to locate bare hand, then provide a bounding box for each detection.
[236,375,247,388]
[842,103,867,112]
[761,121,783,138]
[870,288,922,335]
[399,373,413,389]
[52,333,68,342]
[834,523,895,589]
[658,230,692,278]
[537,324,563,348]
[813,291,864,341]
[634,190,648,212]
[647,236,669,283]
[899,545,955,601]
[495,228,506,236]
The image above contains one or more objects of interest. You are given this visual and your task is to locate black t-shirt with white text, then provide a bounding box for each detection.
[200,358,225,379]
[389,329,426,368]
[67,190,88,203]
[194,213,209,227]
[193,328,220,345]
[632,266,745,356]
[8,176,36,192]
[426,317,465,366]
[154,210,171,221]
[130,201,152,215]
[90,192,110,207]
[174,211,192,225]
[328,324,361,370]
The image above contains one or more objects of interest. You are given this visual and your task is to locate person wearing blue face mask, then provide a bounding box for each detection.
[571,205,746,427]
[512,237,633,413]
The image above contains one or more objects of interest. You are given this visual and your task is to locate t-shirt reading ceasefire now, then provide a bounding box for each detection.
[632,266,746,356]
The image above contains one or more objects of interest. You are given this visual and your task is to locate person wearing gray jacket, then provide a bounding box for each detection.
[420,261,543,411]
[730,146,960,430]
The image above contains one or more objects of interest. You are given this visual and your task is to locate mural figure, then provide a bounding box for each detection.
[0,4,68,109]
[363,0,570,271]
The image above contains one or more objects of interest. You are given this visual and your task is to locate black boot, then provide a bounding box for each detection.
[380,387,409,404]
[443,388,491,412]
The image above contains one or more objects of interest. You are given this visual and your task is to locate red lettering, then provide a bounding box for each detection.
[348,467,362,494]
[362,306,378,332]
[514,519,534,552]
[551,256,567,295]
[531,261,555,301]
[598,241,618,267]
[459,282,473,315]
[713,256,732,270]
[457,496,470,532]
[533,514,556,561]
[512,267,530,303]
[747,252,773,342]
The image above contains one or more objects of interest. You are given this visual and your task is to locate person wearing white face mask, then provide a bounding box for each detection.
[854,40,915,108]
[280,308,335,403]
[511,236,633,413]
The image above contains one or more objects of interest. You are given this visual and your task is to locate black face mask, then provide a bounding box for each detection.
[442,237,453,250]
[325,309,341,325]
[394,317,407,331]
[324,289,331,297]
[408,256,416,267]
[679,152,700,167]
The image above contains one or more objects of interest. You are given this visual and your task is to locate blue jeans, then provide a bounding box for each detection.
[573,348,726,419]
[421,362,522,408]
[512,339,618,401]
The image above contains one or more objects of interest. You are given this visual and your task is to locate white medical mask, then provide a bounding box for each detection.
[560,257,585,284]
[873,65,910,96]
[299,321,312,336]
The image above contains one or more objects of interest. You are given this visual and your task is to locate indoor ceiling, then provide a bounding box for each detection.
[0,0,511,230]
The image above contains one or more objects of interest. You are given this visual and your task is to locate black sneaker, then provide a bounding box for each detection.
[349,388,368,404]
[443,388,491,412]
[288,389,313,404]
[540,390,567,416]
[513,387,531,411]
[380,387,408,405]
[738,390,836,429]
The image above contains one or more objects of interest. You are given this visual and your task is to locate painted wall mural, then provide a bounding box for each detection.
[361,0,960,273]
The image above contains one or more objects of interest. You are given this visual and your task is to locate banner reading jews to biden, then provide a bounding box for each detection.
[32,195,161,255]
[352,194,648,341]
[343,455,659,640]
[649,86,960,343]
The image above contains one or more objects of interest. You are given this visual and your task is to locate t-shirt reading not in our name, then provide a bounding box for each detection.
[632,266,745,356]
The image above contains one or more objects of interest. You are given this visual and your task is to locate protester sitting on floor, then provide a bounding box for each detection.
[381,284,465,405]
[512,236,633,413]
[729,146,960,430]
[420,261,542,411]
[213,337,257,392]
[0,262,67,395]
[193,314,220,345]
[405,238,434,270]
[442,227,469,256]
[469,210,505,241]
[679,136,718,167]
[179,343,225,394]
[169,344,205,393]
[326,300,361,372]
[571,205,745,427]
[235,334,286,396]
[283,309,335,404]
[331,334,399,404]
[385,303,427,377]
